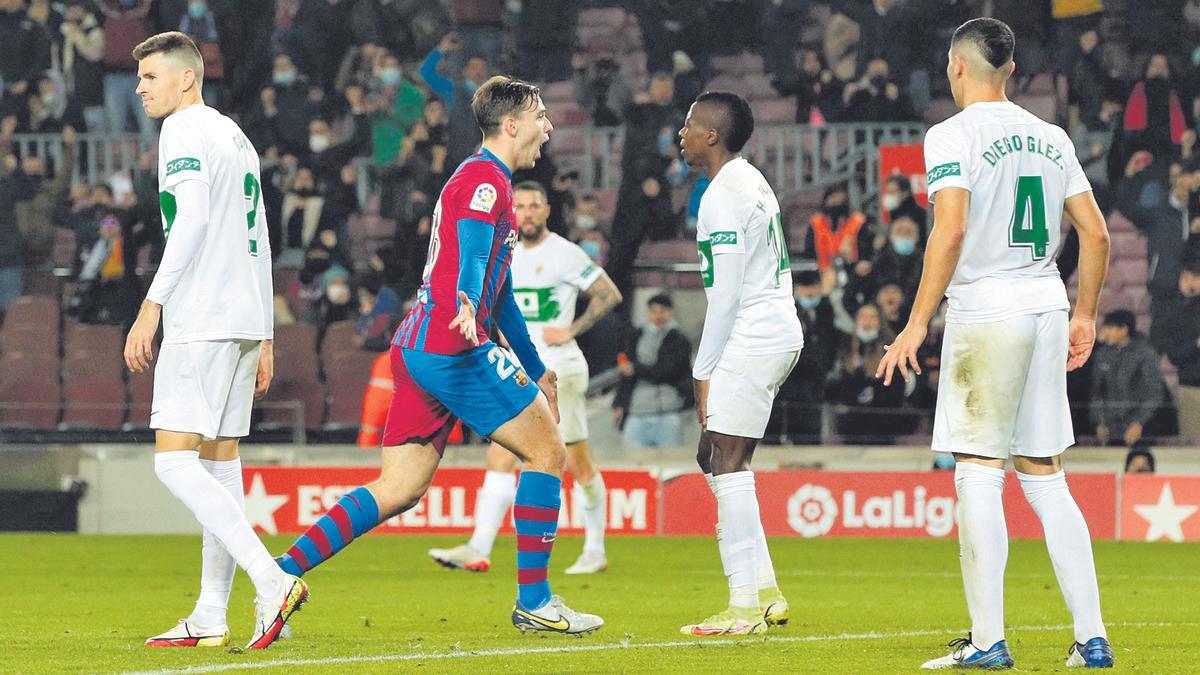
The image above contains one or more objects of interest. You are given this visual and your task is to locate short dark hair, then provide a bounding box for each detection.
[951,18,1015,69]
[647,293,673,309]
[885,175,913,195]
[513,180,548,202]
[132,31,204,81]
[794,269,821,286]
[1125,442,1156,472]
[1103,309,1137,333]
[695,91,754,153]
[471,75,541,138]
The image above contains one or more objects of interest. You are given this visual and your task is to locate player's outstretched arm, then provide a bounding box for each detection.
[1064,190,1111,371]
[877,186,969,386]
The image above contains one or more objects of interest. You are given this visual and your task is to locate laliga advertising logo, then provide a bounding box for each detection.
[787,484,838,538]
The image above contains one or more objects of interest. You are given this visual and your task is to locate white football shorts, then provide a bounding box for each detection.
[151,339,261,440]
[706,350,800,439]
[554,358,589,445]
[933,310,1074,459]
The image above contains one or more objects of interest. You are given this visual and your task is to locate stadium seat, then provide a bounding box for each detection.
[126,367,154,429]
[755,97,797,125]
[1106,211,1137,234]
[320,320,359,366]
[59,379,126,430]
[323,349,379,429]
[64,322,123,356]
[257,378,326,430]
[1,324,58,355]
[274,323,318,364]
[62,352,124,381]
[0,351,59,379]
[0,377,60,430]
[2,295,59,327]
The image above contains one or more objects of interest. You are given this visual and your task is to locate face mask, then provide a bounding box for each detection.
[580,240,602,261]
[891,236,916,256]
[380,68,402,87]
[575,214,597,231]
[273,72,295,86]
[798,295,821,309]
[881,193,901,212]
[855,328,879,343]
[310,135,330,153]
[464,80,479,93]
[40,92,56,106]
[188,2,206,18]
[825,204,849,221]
[326,284,351,304]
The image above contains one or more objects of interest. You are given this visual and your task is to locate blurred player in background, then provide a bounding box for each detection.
[124,32,306,651]
[678,91,803,636]
[275,76,603,636]
[429,180,622,575]
[876,18,1113,670]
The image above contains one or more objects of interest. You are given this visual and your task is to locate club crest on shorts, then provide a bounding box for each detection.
[470,183,497,213]
[514,369,529,386]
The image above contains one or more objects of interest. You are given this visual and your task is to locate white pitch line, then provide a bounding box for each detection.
[124,621,1192,675]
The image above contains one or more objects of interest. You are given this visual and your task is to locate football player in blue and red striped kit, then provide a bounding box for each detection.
[276,76,603,636]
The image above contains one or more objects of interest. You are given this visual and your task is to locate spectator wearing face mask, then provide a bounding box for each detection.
[1091,309,1172,447]
[279,167,325,254]
[770,270,838,444]
[309,264,355,338]
[842,58,915,123]
[247,54,320,155]
[366,53,425,166]
[612,294,693,449]
[304,116,370,186]
[805,184,873,289]
[881,174,927,243]
[826,303,910,444]
[1124,53,1193,159]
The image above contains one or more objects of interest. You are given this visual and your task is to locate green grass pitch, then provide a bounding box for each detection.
[1,534,1195,673]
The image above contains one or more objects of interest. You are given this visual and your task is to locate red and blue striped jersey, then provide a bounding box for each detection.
[394,148,517,354]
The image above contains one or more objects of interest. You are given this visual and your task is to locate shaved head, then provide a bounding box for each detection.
[950,18,1015,79]
[694,91,754,153]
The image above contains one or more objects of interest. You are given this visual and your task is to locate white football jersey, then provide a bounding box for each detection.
[695,157,804,376]
[509,232,604,370]
[924,101,1091,323]
[155,104,272,343]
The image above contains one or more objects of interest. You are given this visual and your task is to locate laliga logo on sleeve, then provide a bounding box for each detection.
[787,484,838,537]
[470,183,498,213]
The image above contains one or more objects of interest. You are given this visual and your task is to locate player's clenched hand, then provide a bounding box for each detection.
[1067,316,1096,372]
[876,324,926,386]
[538,369,560,423]
[124,301,160,373]
[255,340,274,399]
[449,291,479,346]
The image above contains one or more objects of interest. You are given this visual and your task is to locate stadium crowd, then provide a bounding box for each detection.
[0,0,1198,450]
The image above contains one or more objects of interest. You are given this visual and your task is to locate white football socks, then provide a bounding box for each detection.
[154,451,284,605]
[1018,470,1107,644]
[954,462,1008,649]
[188,457,244,628]
[576,474,607,557]
[707,473,779,596]
[467,470,516,557]
[713,471,762,610]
